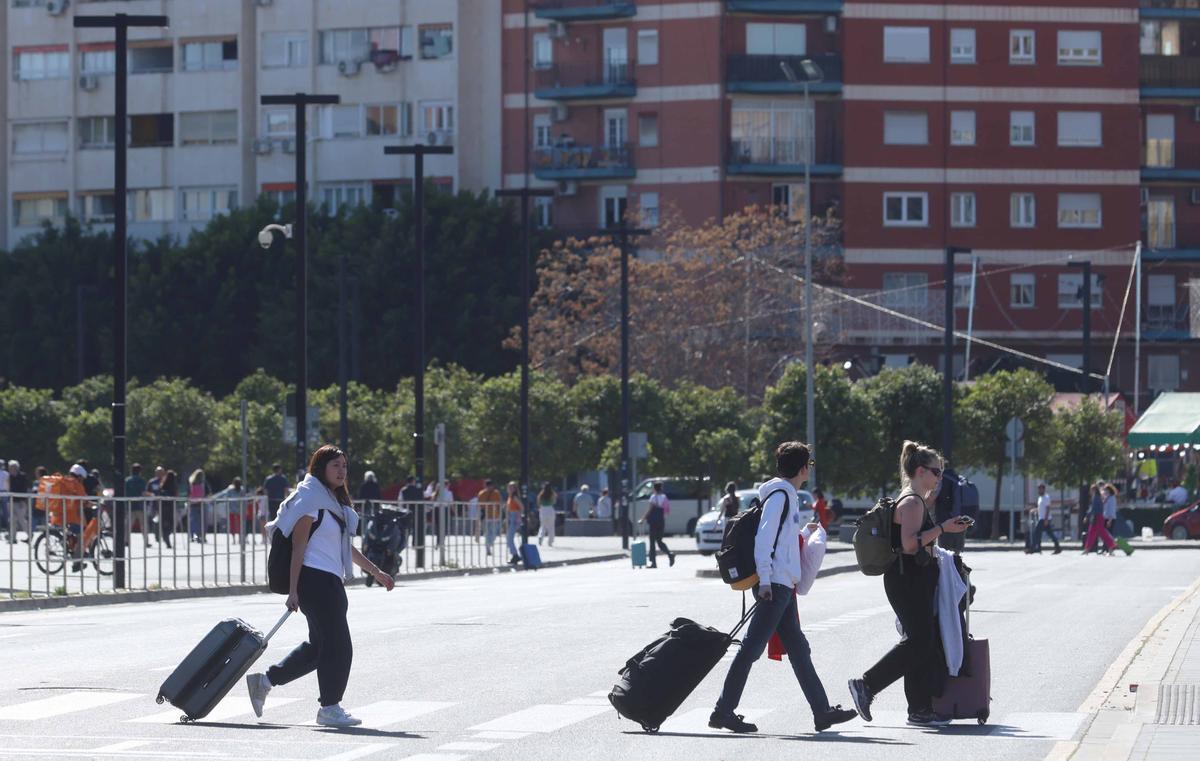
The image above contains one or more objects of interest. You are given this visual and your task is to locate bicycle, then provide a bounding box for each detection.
[33,510,114,576]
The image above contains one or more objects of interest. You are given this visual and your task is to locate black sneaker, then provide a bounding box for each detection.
[668,553,676,567]
[906,710,951,727]
[814,705,857,732]
[708,710,757,734]
[847,678,873,722]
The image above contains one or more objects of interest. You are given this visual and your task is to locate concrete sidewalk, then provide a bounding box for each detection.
[1048,575,1200,761]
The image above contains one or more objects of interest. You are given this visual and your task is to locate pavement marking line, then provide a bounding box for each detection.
[468,703,611,733]
[436,741,501,751]
[0,691,142,721]
[660,707,772,734]
[392,755,468,761]
[304,700,456,729]
[470,730,530,740]
[128,696,300,724]
[89,741,155,753]
[148,666,176,672]
[0,751,226,759]
[564,697,610,706]
[318,743,399,761]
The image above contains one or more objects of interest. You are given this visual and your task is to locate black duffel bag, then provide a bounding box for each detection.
[608,605,756,732]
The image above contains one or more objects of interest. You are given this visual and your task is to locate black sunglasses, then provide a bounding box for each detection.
[927,466,943,478]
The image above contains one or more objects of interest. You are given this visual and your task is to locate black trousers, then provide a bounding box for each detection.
[863,556,940,713]
[647,522,671,564]
[267,566,353,707]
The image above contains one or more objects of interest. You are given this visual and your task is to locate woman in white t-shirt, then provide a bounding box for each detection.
[246,445,394,728]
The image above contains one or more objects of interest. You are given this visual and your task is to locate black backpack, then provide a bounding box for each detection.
[267,508,346,594]
[715,489,789,591]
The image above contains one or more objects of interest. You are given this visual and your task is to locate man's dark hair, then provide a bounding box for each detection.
[131,463,142,474]
[484,479,493,487]
[272,464,282,472]
[406,476,415,484]
[775,441,811,479]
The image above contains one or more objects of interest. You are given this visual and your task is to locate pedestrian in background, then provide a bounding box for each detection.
[1082,483,1116,555]
[0,458,9,542]
[1030,483,1062,554]
[595,487,613,520]
[720,482,739,520]
[159,470,178,548]
[572,484,594,519]
[506,481,524,565]
[357,471,381,513]
[125,463,149,547]
[263,464,289,523]
[638,482,675,568]
[146,466,165,547]
[537,482,557,547]
[812,488,833,530]
[187,469,211,543]
[477,480,502,556]
[7,461,29,544]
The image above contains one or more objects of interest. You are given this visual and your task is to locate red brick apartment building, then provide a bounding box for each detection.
[501,0,1199,411]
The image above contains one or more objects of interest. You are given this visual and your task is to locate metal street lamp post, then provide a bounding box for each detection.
[1068,260,1093,394]
[943,246,971,463]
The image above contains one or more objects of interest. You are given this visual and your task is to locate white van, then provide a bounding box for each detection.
[630,477,714,536]
[695,487,814,555]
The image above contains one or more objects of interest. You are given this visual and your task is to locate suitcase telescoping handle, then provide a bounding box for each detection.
[264,610,292,644]
[729,601,759,641]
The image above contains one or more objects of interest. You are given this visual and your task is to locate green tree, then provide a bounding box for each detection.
[956,368,1055,538]
[0,386,66,472]
[60,375,116,415]
[57,407,111,472]
[660,382,756,485]
[126,378,220,478]
[568,374,672,480]
[755,363,879,496]
[858,364,945,495]
[207,400,293,490]
[1033,398,1124,509]
[310,381,394,490]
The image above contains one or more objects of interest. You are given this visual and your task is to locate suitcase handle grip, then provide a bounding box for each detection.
[264,610,292,643]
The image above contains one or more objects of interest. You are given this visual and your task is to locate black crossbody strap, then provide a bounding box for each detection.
[766,489,791,559]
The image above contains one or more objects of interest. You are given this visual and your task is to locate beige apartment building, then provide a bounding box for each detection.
[1,0,502,248]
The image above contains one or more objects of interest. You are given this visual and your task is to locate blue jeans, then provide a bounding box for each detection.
[0,497,9,535]
[506,512,521,559]
[484,518,501,554]
[716,583,831,716]
[1033,518,1060,550]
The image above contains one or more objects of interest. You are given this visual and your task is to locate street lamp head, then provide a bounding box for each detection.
[842,359,854,371]
[800,59,824,83]
[257,229,274,249]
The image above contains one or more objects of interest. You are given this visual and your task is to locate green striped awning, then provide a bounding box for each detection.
[1127,392,1200,447]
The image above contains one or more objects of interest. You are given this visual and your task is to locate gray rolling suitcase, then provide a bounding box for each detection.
[157,611,290,722]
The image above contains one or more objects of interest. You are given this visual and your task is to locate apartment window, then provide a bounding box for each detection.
[1140,21,1180,56]
[950,192,976,227]
[1011,193,1036,227]
[882,272,929,309]
[731,102,814,164]
[130,114,174,147]
[605,108,628,148]
[884,111,928,145]
[534,114,552,149]
[365,105,399,136]
[953,275,972,308]
[319,29,380,64]
[399,102,414,137]
[12,121,68,155]
[264,109,295,138]
[746,23,805,55]
[1010,30,1035,63]
[1148,355,1181,391]
[419,24,453,60]
[535,196,553,229]
[320,105,362,139]
[321,184,367,214]
[79,116,115,149]
[950,111,975,146]
[1147,197,1176,249]
[1057,272,1103,308]
[1057,30,1101,65]
[883,26,930,63]
[883,192,928,226]
[601,186,628,229]
[78,193,115,223]
[1010,273,1036,308]
[129,43,173,74]
[13,194,67,227]
[183,39,238,72]
[637,29,659,65]
[129,189,174,222]
[638,113,658,147]
[533,33,552,69]
[181,187,237,221]
[1010,111,1035,146]
[179,111,237,146]
[262,32,308,68]
[1057,193,1101,228]
[1057,111,1101,147]
[1145,114,1175,168]
[80,46,115,75]
[772,183,806,221]
[950,28,975,63]
[419,101,455,136]
[640,192,660,228]
[1148,274,1175,307]
[14,46,69,80]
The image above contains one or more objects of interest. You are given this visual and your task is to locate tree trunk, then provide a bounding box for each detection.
[991,458,1005,540]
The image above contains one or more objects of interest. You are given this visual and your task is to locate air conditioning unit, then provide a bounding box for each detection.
[550,104,569,122]
[46,0,68,16]
[427,130,454,147]
[1191,187,1200,205]
[281,138,296,154]
[253,139,273,156]
[337,59,362,77]
[825,15,838,33]
[558,180,578,197]
[78,74,99,91]
[1194,106,1200,122]
[549,21,567,39]
[1140,188,1150,205]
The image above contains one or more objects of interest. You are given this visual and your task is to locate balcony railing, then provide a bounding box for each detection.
[827,289,945,344]
[533,143,635,180]
[1140,0,1200,16]
[532,0,638,21]
[726,0,846,13]
[1143,301,1196,339]
[1140,55,1200,90]
[727,53,843,93]
[533,59,636,100]
[727,129,843,175]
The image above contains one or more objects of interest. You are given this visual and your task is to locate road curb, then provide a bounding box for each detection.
[0,553,629,613]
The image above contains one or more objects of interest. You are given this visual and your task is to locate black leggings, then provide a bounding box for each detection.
[862,557,940,713]
[648,523,671,563]
[267,566,353,707]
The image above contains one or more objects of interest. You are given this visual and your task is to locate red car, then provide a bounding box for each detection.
[1164,501,1200,540]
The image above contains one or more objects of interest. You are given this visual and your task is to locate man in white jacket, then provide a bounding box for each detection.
[710,441,858,734]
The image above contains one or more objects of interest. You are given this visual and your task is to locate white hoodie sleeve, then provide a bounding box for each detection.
[754,490,789,591]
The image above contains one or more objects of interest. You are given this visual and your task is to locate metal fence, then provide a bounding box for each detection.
[0,491,532,600]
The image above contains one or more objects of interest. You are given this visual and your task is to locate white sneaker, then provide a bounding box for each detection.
[245,673,271,718]
[316,704,362,727]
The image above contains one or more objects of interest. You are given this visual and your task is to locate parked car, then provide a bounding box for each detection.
[630,477,713,536]
[695,487,814,555]
[1164,500,1200,540]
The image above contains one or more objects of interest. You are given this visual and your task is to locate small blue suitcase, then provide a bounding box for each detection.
[521,543,542,570]
[631,540,647,568]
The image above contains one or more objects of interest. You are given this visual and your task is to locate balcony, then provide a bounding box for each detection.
[534,60,636,101]
[726,0,845,12]
[726,53,843,94]
[1139,0,1200,19]
[532,1,637,21]
[828,288,944,344]
[1140,55,1200,96]
[1138,142,1200,180]
[1143,301,1195,340]
[533,143,635,181]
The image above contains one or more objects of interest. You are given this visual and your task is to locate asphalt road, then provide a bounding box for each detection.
[0,549,1197,761]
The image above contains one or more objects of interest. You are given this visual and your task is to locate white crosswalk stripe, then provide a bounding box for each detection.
[0,692,142,721]
[660,707,773,734]
[303,700,455,729]
[128,696,300,723]
[468,703,611,733]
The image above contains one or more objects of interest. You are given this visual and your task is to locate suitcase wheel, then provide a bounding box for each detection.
[641,724,660,734]
[977,711,989,725]
[180,715,193,724]
[155,695,164,705]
